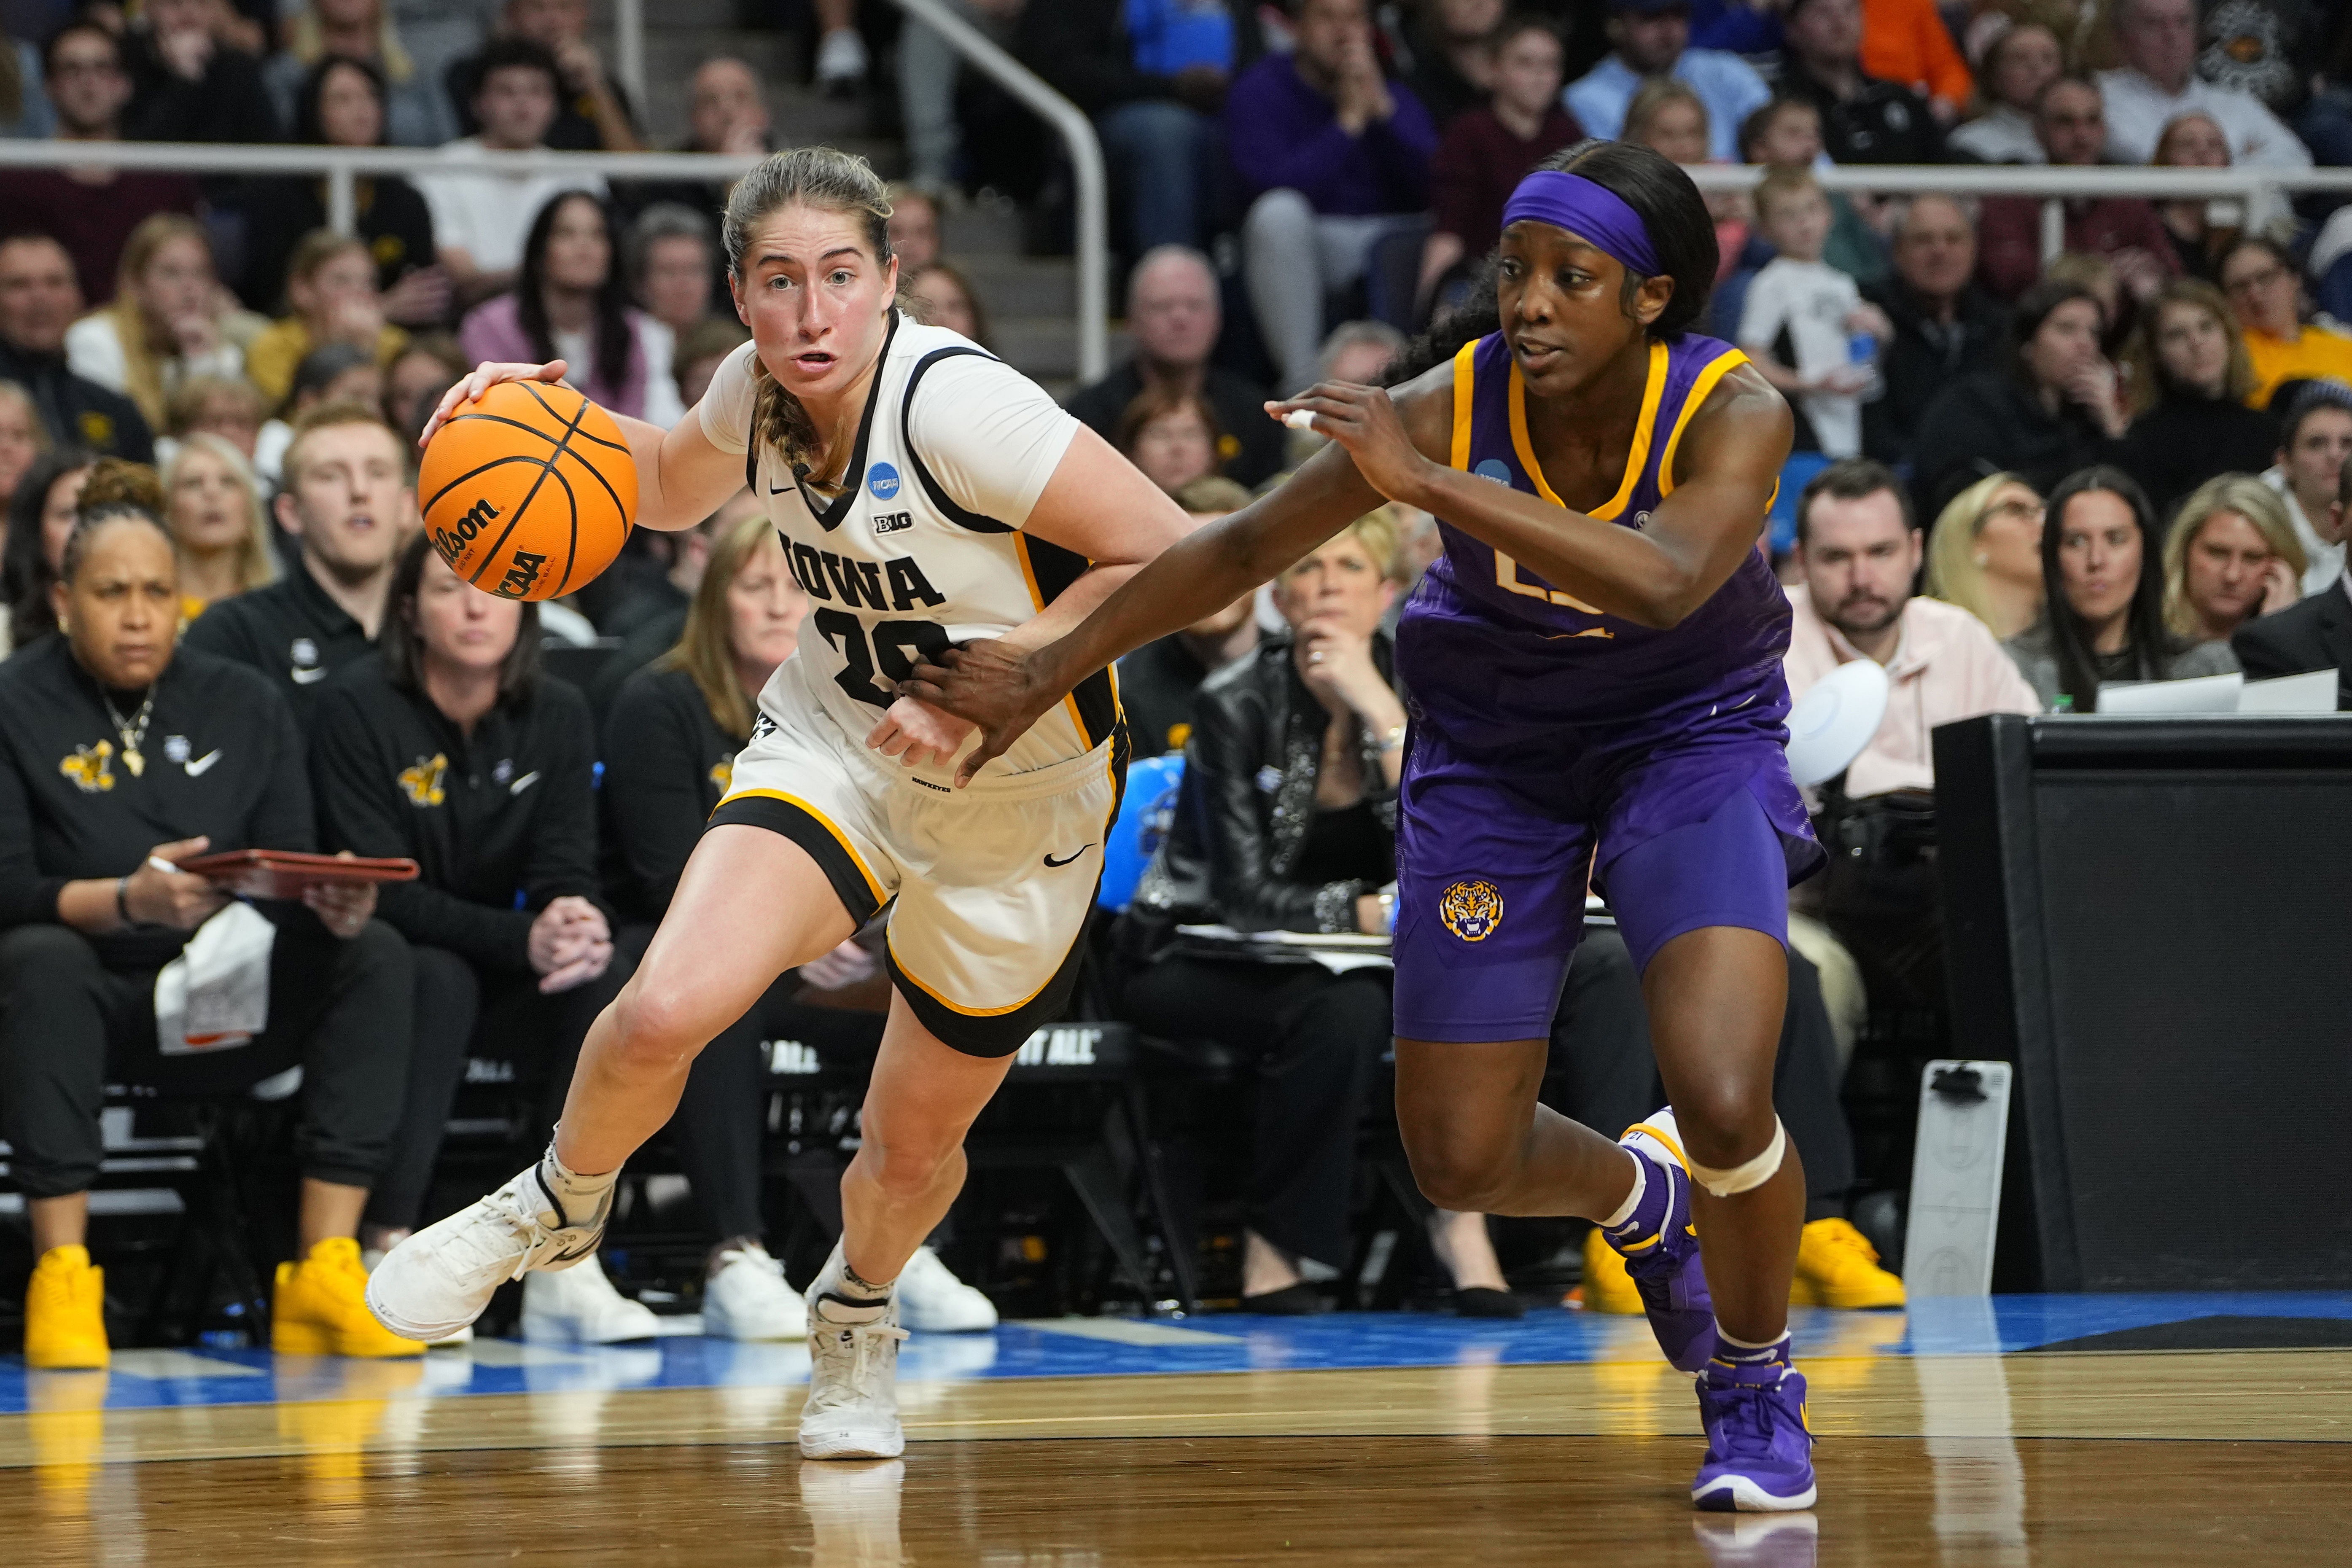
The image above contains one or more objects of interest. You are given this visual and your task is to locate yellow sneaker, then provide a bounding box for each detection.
[24,1245,110,1370]
[1790,1217,1907,1310]
[1574,1225,1646,1315]
[273,1237,426,1358]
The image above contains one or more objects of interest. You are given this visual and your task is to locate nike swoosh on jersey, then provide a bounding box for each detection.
[1042,844,1093,868]
[183,750,223,776]
[508,771,541,795]
[291,666,329,684]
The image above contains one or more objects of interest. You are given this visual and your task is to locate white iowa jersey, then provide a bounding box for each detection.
[699,315,1121,776]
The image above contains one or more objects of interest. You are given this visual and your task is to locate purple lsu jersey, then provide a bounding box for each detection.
[1406,329,1794,730]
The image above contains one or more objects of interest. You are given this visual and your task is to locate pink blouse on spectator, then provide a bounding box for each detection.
[457,293,681,425]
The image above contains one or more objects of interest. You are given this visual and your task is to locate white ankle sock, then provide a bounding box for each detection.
[536,1141,618,1227]
[1599,1148,1647,1229]
[1714,1326,1792,1362]
[815,1243,894,1306]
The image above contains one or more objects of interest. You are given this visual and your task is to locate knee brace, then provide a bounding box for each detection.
[1686,1116,1787,1198]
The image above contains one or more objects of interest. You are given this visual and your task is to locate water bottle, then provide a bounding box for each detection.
[1846,331,1884,403]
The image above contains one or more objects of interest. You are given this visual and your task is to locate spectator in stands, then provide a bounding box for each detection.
[162,433,277,621]
[240,55,448,326]
[1775,0,1944,164]
[1975,77,2177,304]
[2161,472,2303,644]
[185,404,407,719]
[669,317,749,414]
[1923,470,2047,639]
[0,236,155,463]
[449,0,641,153]
[1565,0,1768,162]
[1227,0,1437,392]
[160,375,266,469]
[1735,97,1889,285]
[0,474,416,1367]
[1018,0,1248,256]
[810,0,870,95]
[2150,111,2292,287]
[1782,459,2036,1080]
[461,193,684,428]
[2234,448,2352,708]
[598,511,995,1332]
[1912,279,2126,517]
[1067,247,1284,488]
[255,343,385,484]
[311,530,654,1342]
[1116,386,1223,494]
[619,59,772,234]
[1420,15,1579,315]
[0,380,44,519]
[420,38,606,309]
[2004,464,2241,709]
[1115,513,1518,1316]
[584,491,766,712]
[1738,167,1892,461]
[382,333,468,441]
[245,231,411,409]
[62,216,256,440]
[1862,194,2006,468]
[1397,0,1501,130]
[1623,80,1748,283]
[2099,0,2311,169]
[1947,19,2059,163]
[122,0,280,143]
[0,26,201,310]
[3,28,53,140]
[1858,0,1972,120]
[1118,474,1257,756]
[628,205,716,339]
[2116,278,2278,518]
[2264,383,2352,595]
[0,447,92,656]
[906,262,992,350]
[884,185,942,275]
[1283,322,1406,465]
[265,0,455,147]
[2220,237,2352,412]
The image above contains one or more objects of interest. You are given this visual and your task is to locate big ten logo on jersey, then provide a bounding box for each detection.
[765,1038,821,1076]
[1012,1025,1101,1068]
[432,498,499,567]
[872,510,914,535]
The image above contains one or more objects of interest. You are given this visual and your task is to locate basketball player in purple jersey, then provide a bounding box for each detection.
[904,142,1821,1511]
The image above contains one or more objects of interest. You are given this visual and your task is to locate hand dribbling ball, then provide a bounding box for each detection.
[418,380,637,601]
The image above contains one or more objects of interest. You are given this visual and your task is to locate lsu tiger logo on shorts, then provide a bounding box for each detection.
[1437,879,1504,942]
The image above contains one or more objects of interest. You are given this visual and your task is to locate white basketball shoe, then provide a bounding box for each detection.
[799,1245,910,1460]
[521,1254,661,1343]
[702,1244,809,1341]
[366,1162,609,1343]
[893,1245,998,1333]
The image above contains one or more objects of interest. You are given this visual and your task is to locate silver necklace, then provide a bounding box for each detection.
[103,690,155,777]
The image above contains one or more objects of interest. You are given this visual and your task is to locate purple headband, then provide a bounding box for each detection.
[1500,170,1661,278]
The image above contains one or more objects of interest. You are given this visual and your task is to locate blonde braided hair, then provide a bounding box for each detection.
[721,147,897,478]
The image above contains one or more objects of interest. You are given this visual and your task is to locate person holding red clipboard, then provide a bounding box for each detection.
[0,472,422,1369]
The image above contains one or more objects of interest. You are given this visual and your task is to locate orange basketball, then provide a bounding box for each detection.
[417,379,637,602]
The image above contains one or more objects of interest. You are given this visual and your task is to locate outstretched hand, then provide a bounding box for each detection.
[419,360,571,449]
[896,638,1058,788]
[1267,382,1431,504]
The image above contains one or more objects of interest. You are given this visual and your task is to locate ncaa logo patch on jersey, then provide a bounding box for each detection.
[1438,879,1504,942]
[1473,459,1513,485]
[867,462,902,501]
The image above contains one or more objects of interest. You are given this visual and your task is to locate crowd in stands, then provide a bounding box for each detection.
[5,0,2352,1360]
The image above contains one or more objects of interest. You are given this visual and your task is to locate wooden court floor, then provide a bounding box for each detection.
[5,1345,2349,1566]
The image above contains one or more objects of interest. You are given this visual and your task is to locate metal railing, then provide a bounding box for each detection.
[881,0,1107,382]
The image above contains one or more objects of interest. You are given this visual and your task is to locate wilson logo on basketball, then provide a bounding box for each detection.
[433,498,501,565]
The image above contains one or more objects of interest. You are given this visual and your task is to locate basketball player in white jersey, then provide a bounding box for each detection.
[366,148,1192,1459]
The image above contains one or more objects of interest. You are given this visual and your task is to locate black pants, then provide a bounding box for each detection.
[1543,928,1857,1221]
[1119,955,1389,1271]
[0,914,413,1199]
[366,940,634,1232]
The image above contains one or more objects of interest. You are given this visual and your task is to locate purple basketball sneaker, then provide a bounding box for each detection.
[1692,1339,1817,1513]
[1602,1113,1717,1373]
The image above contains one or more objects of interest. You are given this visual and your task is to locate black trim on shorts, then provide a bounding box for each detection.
[884,928,1091,1059]
[706,793,885,926]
